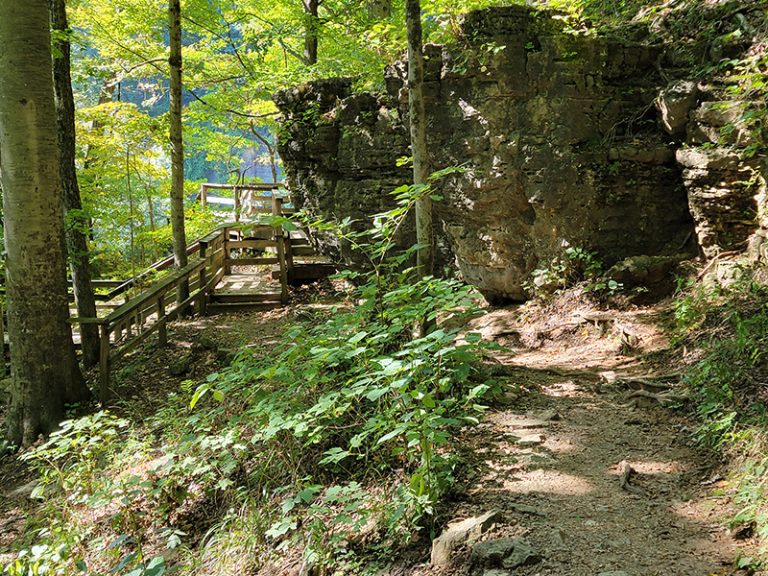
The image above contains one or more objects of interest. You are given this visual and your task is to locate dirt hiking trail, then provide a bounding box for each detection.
[410,301,749,576]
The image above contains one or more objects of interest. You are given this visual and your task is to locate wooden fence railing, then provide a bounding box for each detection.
[68,195,292,403]
[197,181,295,222]
[72,238,209,303]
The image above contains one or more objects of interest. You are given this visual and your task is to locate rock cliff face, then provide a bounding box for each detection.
[275,4,765,302]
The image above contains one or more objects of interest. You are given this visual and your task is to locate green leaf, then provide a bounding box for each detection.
[319,447,352,464]
[266,519,297,539]
[144,556,166,576]
[365,387,390,402]
[189,384,209,409]
[377,428,402,445]
[109,551,139,574]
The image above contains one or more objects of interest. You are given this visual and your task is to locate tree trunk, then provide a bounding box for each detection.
[169,0,189,302]
[303,0,319,65]
[406,0,433,278]
[50,0,100,368]
[0,0,89,447]
[250,125,279,183]
[147,193,156,231]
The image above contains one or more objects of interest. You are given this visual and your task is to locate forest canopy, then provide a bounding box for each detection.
[0,0,644,280]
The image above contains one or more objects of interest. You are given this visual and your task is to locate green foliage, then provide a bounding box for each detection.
[524,246,621,298]
[3,179,497,575]
[682,297,768,447]
[666,273,768,561]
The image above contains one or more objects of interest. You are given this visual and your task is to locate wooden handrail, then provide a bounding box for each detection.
[62,199,298,403]
[104,259,205,326]
[69,227,229,404]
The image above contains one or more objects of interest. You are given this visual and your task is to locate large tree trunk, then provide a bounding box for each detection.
[50,0,100,368]
[169,0,189,302]
[406,0,433,278]
[0,0,89,447]
[303,0,319,65]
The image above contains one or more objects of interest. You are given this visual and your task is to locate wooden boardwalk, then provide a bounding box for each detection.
[1,190,335,397]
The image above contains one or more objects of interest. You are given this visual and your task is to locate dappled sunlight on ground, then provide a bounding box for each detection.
[422,296,751,576]
[500,469,595,496]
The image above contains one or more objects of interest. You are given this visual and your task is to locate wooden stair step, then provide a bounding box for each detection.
[211,292,282,304]
[291,246,317,257]
[206,301,282,314]
[273,262,336,282]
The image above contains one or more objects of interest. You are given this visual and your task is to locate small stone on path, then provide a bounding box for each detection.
[470,538,540,573]
[537,409,561,421]
[505,416,548,429]
[508,503,542,516]
[517,433,545,446]
[431,510,501,567]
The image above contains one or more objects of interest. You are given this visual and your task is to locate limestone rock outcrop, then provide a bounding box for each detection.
[276,6,700,301]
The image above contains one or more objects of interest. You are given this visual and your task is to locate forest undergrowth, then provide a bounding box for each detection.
[1,182,502,576]
[9,238,768,574]
[670,271,768,563]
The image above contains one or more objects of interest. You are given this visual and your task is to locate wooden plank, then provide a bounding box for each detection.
[70,316,108,325]
[90,279,128,287]
[285,229,295,283]
[272,262,336,282]
[226,257,279,266]
[198,182,285,191]
[291,246,317,257]
[227,239,278,250]
[104,259,205,326]
[197,267,208,315]
[103,242,203,301]
[206,301,282,314]
[157,295,167,347]
[212,292,283,303]
[166,287,206,321]
[273,196,289,305]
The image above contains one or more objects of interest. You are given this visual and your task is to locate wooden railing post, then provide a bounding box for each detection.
[197,266,208,315]
[285,233,295,285]
[234,188,241,223]
[200,183,208,206]
[99,324,111,404]
[272,196,289,305]
[223,227,232,275]
[157,295,167,347]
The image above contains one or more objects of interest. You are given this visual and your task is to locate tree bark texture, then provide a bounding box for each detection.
[303,0,319,65]
[406,0,433,278]
[0,0,89,446]
[51,0,100,367]
[169,0,189,302]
